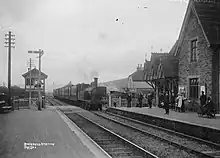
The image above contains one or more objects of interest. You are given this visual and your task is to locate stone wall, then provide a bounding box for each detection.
[178,8,213,100]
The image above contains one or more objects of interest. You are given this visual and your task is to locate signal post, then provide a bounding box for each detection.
[28,49,44,110]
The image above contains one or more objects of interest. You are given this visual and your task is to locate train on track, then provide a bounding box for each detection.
[53,78,107,111]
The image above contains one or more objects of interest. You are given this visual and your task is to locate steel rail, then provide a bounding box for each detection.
[93,111,219,158]
[75,112,159,158]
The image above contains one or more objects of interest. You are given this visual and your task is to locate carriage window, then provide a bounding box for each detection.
[189,78,199,99]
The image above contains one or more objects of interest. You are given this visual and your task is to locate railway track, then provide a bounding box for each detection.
[93,111,220,158]
[47,97,65,106]
[48,98,220,157]
[64,110,198,157]
[66,112,158,158]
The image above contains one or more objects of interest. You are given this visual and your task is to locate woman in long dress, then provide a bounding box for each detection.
[176,93,186,112]
[176,93,183,112]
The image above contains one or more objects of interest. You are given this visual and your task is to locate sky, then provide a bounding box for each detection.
[0,0,188,91]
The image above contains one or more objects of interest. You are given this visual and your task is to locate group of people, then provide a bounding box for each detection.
[161,90,216,117]
[162,92,186,115]
[199,91,215,118]
[125,90,215,118]
[126,92,153,108]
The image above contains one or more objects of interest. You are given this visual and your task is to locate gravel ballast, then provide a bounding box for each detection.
[66,111,198,158]
[95,111,220,153]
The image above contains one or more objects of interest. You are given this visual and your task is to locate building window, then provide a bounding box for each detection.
[191,39,197,62]
[189,78,199,99]
[26,78,33,85]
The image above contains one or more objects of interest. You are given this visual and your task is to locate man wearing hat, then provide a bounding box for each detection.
[200,91,207,108]
[164,91,169,114]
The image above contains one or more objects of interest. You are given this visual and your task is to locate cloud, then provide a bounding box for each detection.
[0,0,44,22]
[0,0,188,89]
[98,33,108,40]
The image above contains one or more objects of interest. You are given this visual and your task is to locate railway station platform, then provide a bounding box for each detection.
[116,107,220,129]
[106,107,220,144]
[0,104,109,158]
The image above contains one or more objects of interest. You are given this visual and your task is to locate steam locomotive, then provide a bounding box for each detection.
[53,78,107,111]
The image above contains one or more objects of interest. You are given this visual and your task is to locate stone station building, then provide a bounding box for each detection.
[144,0,220,112]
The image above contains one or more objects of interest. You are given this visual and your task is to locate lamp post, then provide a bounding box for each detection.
[28,49,44,110]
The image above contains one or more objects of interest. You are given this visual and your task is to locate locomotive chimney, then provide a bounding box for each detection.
[94,77,98,88]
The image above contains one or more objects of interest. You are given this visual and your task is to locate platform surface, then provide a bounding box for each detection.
[0,105,106,158]
[116,107,220,130]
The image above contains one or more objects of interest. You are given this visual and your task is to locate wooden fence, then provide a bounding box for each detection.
[13,98,39,109]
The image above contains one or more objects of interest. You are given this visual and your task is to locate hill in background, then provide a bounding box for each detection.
[99,78,128,91]
[45,78,128,93]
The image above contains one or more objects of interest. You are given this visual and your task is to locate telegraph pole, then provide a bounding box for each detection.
[5,31,15,110]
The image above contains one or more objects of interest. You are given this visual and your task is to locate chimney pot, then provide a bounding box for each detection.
[94,77,98,88]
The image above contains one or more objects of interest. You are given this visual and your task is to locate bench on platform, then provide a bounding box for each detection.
[185,99,199,112]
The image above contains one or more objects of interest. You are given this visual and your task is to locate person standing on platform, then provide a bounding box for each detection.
[138,93,143,108]
[148,92,152,108]
[164,92,169,114]
[206,96,215,118]
[176,93,182,112]
[143,94,147,107]
[127,93,132,108]
[113,101,117,108]
[176,93,186,112]
[171,92,175,110]
[159,92,164,108]
[200,91,207,108]
[181,94,186,112]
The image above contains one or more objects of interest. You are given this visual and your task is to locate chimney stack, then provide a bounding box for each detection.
[94,77,98,88]
[137,64,144,71]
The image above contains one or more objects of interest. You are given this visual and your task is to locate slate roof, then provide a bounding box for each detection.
[63,81,73,87]
[143,60,151,81]
[129,69,145,82]
[159,55,179,78]
[150,53,169,65]
[144,60,151,71]
[22,68,48,78]
[143,51,178,81]
[169,40,179,56]
[193,0,220,45]
[131,82,152,89]
[149,53,169,80]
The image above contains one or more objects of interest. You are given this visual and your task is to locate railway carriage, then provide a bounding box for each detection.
[53,78,107,111]
[69,85,77,101]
